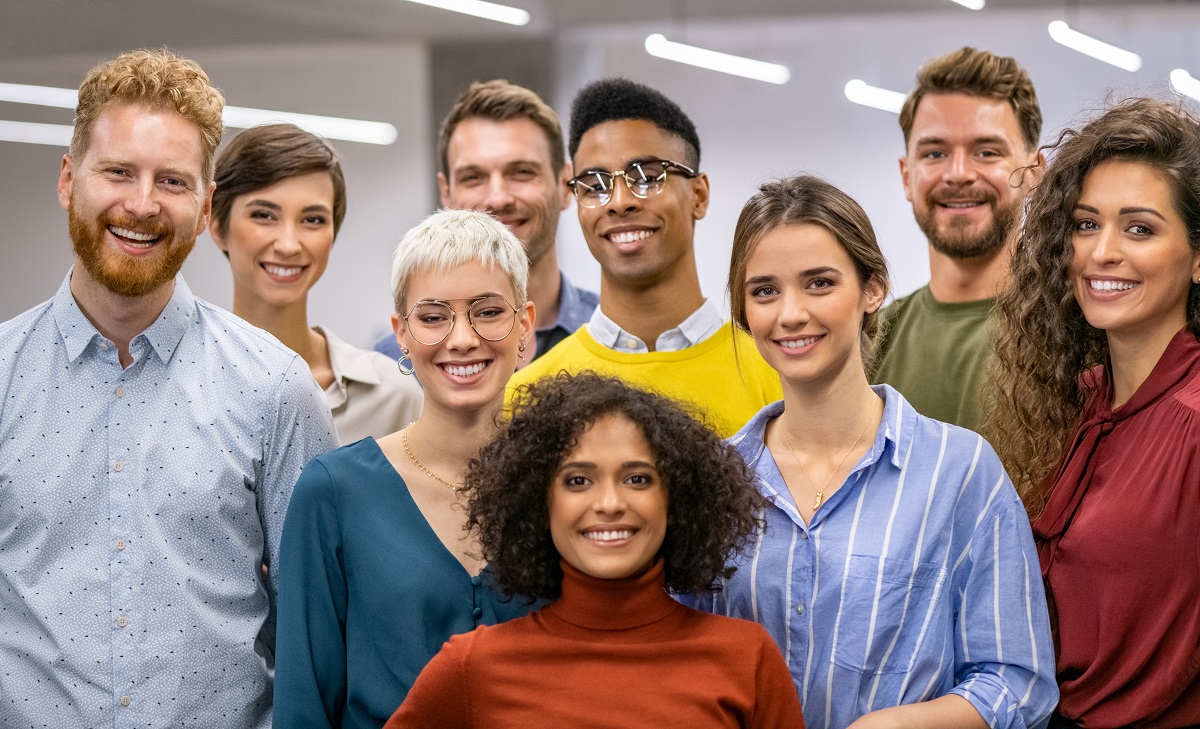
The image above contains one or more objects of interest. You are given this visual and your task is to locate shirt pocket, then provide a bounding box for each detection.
[831,554,948,674]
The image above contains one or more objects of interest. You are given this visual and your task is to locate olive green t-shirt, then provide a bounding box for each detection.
[871,285,993,433]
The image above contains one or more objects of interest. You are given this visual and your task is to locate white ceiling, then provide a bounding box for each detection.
[5,0,1172,63]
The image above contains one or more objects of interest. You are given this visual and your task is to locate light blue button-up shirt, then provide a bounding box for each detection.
[689,386,1057,729]
[587,298,724,353]
[0,272,337,729]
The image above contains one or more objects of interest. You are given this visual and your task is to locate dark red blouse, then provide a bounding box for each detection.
[1033,328,1200,729]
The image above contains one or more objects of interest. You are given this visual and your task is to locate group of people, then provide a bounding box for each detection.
[0,39,1196,729]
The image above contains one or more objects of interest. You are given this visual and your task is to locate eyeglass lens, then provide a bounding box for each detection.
[572,160,670,206]
[405,296,517,345]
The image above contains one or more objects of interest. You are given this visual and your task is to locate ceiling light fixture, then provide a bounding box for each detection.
[0,120,73,146]
[0,81,398,145]
[644,34,790,85]
[949,0,985,9]
[1048,20,1142,72]
[400,0,529,25]
[844,80,906,113]
[1170,68,1200,102]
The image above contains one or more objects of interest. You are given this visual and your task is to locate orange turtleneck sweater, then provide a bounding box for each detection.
[384,559,805,729]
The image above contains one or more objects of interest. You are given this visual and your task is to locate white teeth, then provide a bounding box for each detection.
[108,226,160,244]
[1090,279,1137,291]
[263,264,303,277]
[779,336,820,349]
[608,229,653,245]
[584,530,633,542]
[444,362,486,377]
[940,202,982,209]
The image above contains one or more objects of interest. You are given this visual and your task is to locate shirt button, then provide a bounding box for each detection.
[801,532,809,539]
[470,574,482,586]
[472,607,483,619]
[112,462,123,472]
[795,603,805,616]
[115,386,126,398]
[116,616,128,628]
[119,695,131,707]
[115,539,127,550]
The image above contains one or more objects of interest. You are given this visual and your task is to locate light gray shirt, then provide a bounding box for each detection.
[319,326,422,444]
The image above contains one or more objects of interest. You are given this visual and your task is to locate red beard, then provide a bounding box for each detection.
[69,198,195,298]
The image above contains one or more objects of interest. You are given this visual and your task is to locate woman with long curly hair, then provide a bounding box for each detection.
[385,372,805,728]
[689,175,1055,729]
[988,98,1200,729]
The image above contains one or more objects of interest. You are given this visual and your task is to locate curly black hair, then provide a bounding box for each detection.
[465,372,764,601]
[567,77,701,167]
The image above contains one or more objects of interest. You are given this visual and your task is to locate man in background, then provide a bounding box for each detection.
[873,47,1043,431]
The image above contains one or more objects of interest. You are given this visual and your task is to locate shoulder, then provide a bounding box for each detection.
[879,286,924,322]
[190,297,306,374]
[0,300,54,359]
[509,330,593,385]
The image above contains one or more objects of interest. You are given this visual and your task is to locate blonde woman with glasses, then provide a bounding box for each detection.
[274,209,536,729]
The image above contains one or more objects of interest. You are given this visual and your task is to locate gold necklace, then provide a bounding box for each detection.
[402,426,459,491]
[778,402,877,511]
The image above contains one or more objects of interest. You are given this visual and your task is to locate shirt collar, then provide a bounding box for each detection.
[52,269,196,365]
[538,272,593,334]
[318,326,382,386]
[587,298,723,353]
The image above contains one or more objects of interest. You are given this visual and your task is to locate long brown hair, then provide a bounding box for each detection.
[987,98,1200,516]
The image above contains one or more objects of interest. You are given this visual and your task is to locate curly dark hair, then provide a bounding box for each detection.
[465,372,765,601]
[567,77,701,167]
[986,97,1200,515]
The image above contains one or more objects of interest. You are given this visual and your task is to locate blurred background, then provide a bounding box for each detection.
[2,0,1194,347]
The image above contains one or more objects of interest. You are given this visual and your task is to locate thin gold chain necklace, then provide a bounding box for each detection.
[402,426,459,491]
[778,401,877,511]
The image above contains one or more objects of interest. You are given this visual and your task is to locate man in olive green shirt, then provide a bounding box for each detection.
[873,47,1043,432]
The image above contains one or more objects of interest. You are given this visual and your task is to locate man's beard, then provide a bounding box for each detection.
[69,199,195,298]
[915,189,1020,260]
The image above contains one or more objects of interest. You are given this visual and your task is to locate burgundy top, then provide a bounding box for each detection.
[385,559,805,729]
[1033,328,1200,729]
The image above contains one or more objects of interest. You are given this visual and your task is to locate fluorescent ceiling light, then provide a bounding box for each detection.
[400,0,529,25]
[1170,68,1200,101]
[949,0,985,9]
[644,34,790,85]
[0,81,398,145]
[0,120,73,146]
[1048,20,1142,72]
[844,80,905,113]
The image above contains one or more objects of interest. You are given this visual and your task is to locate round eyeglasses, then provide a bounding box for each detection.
[567,158,698,208]
[401,296,519,346]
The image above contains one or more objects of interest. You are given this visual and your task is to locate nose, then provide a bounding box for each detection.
[605,173,642,215]
[943,148,978,185]
[1088,226,1122,266]
[272,221,303,257]
[482,176,515,212]
[593,481,627,516]
[122,177,161,220]
[779,290,809,328]
[443,307,481,352]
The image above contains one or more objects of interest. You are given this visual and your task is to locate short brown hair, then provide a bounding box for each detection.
[899,47,1041,152]
[728,175,891,370]
[71,48,225,183]
[438,79,564,176]
[212,124,347,240]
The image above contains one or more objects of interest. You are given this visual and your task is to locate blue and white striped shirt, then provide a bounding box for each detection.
[690,386,1056,729]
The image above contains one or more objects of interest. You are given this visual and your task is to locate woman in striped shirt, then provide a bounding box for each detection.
[689,175,1056,729]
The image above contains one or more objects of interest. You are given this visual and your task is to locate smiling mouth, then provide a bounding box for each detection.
[937,201,985,209]
[778,335,822,349]
[583,529,635,542]
[606,229,654,245]
[263,264,305,278]
[1089,279,1137,292]
[441,362,488,377]
[108,225,163,248]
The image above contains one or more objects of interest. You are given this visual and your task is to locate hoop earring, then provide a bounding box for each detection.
[517,340,527,362]
[396,348,415,376]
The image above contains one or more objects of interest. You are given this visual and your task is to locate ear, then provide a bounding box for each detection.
[557,161,573,212]
[208,216,228,253]
[863,275,887,315]
[196,182,214,238]
[57,154,74,212]
[438,171,451,208]
[517,300,536,347]
[898,155,913,204]
[391,311,410,352]
[1023,150,1047,190]
[690,172,711,221]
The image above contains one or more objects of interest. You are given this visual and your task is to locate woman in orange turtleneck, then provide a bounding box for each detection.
[385,373,805,729]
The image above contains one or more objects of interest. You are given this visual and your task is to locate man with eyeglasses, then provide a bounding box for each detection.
[507,77,781,437]
[375,80,596,364]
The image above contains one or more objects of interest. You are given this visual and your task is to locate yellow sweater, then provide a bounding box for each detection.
[507,323,782,438]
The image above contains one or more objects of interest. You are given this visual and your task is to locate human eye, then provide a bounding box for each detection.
[1073,217,1098,232]
[302,214,329,226]
[1127,222,1154,237]
[749,284,778,299]
[626,473,656,488]
[562,474,591,490]
[249,209,274,221]
[807,277,835,291]
[414,306,451,325]
[921,149,945,160]
[573,172,608,193]
[456,171,485,186]
[510,166,538,181]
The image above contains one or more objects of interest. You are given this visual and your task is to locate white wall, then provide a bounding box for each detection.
[2,5,1197,349]
[548,3,1200,311]
[0,42,431,348]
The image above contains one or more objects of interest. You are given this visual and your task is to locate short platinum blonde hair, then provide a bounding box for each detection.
[391,209,529,313]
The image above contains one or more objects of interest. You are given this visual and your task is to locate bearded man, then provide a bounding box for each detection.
[872,47,1044,431]
[0,49,336,728]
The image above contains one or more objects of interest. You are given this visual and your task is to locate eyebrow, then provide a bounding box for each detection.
[745,266,841,286]
[914,135,1012,148]
[416,292,508,303]
[557,460,659,470]
[244,199,332,214]
[96,158,199,185]
[1074,203,1168,221]
[580,155,663,173]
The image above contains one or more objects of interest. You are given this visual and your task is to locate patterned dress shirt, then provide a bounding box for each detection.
[0,272,337,729]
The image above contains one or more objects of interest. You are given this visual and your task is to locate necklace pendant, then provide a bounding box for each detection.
[813,492,823,511]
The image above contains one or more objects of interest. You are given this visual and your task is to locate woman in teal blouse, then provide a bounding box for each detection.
[273,209,536,728]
